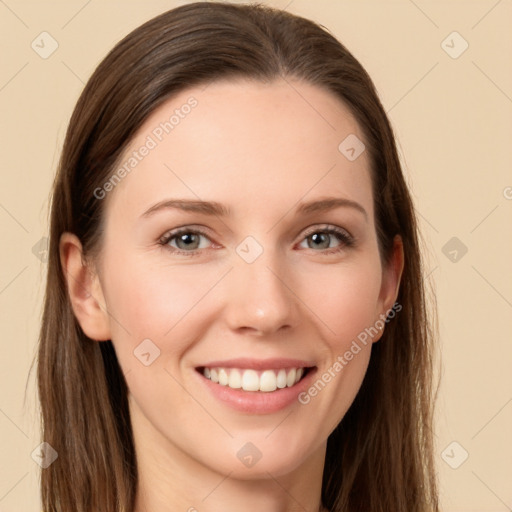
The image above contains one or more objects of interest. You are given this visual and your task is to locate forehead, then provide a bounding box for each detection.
[106,78,374,222]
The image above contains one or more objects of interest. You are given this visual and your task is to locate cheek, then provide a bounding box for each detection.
[302,256,383,349]
[101,254,228,363]
[292,260,381,438]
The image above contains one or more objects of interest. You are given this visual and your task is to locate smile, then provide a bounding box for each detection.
[199,366,309,392]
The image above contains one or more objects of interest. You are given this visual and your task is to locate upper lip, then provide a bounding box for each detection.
[197,358,316,370]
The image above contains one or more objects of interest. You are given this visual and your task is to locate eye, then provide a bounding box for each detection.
[158,224,355,256]
[298,225,354,254]
[159,227,214,255]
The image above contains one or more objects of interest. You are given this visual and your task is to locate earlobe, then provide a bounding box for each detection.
[59,232,111,341]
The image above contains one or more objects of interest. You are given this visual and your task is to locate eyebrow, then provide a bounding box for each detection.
[296,197,367,221]
[141,196,368,221]
[141,199,230,218]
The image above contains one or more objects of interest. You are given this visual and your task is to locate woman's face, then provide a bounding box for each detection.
[74,78,402,479]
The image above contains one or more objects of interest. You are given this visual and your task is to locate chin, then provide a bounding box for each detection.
[196,431,322,480]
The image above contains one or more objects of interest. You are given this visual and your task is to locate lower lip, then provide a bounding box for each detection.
[195,368,317,414]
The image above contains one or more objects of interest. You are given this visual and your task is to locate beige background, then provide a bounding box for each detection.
[1,0,511,510]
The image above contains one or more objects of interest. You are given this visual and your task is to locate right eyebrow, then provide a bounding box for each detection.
[141,199,231,218]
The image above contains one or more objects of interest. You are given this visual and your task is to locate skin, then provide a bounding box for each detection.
[61,78,404,512]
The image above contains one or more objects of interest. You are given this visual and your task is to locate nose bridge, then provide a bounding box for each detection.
[224,236,298,335]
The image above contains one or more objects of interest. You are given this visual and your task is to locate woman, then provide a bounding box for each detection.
[38,2,439,511]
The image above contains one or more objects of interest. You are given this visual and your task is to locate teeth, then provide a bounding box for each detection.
[218,368,229,386]
[260,370,277,392]
[242,370,259,391]
[276,369,287,389]
[202,367,306,392]
[228,368,242,389]
[286,368,296,387]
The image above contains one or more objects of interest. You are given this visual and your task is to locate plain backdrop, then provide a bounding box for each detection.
[0,1,511,510]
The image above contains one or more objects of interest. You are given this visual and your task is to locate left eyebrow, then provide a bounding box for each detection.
[295,197,368,222]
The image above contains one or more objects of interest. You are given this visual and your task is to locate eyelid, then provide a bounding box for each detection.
[158,223,355,255]
[297,223,355,252]
[299,223,353,240]
[158,224,213,244]
[158,225,217,256]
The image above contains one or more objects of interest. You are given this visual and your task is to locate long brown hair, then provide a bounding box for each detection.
[37,2,439,511]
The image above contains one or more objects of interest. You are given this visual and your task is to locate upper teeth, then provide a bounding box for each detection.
[202,367,305,392]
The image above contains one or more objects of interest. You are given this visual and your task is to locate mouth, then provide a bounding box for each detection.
[194,358,318,413]
[196,365,313,392]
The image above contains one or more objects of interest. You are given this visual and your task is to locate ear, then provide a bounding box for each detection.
[59,232,111,341]
[373,234,404,342]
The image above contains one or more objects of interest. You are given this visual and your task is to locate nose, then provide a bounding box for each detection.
[223,248,300,337]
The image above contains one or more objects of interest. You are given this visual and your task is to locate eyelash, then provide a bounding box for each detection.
[158,224,355,257]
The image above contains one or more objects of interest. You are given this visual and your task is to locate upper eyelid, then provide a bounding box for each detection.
[301,223,351,237]
[160,224,211,238]
[160,224,353,247]
[161,223,350,237]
